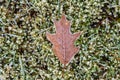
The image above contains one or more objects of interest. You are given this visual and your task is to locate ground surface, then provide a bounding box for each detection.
[0,0,120,80]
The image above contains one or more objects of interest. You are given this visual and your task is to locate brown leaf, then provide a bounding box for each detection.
[46,14,81,65]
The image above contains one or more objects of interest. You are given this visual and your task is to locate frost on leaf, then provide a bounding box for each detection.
[46,14,81,65]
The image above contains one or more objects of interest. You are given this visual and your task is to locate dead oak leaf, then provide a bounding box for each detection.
[46,14,81,65]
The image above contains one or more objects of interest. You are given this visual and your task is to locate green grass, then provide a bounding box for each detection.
[0,0,120,80]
